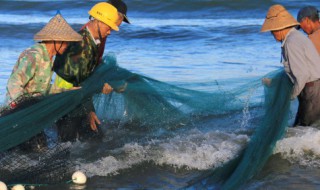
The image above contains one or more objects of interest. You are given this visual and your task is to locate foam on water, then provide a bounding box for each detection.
[78,129,249,177]
[0,14,263,28]
[129,18,263,28]
[0,14,87,25]
[274,126,320,167]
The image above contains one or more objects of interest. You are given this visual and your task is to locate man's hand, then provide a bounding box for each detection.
[102,83,113,94]
[70,86,81,90]
[89,111,101,132]
[262,78,272,87]
[9,101,17,109]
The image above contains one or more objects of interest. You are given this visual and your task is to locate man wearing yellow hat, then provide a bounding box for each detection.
[84,0,130,64]
[261,5,320,126]
[6,12,82,109]
[53,2,121,142]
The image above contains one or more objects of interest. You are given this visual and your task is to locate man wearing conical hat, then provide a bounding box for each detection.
[261,4,320,126]
[297,6,320,54]
[52,2,122,142]
[4,13,82,151]
[6,13,82,109]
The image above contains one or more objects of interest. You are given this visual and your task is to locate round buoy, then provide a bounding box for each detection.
[11,184,24,190]
[72,171,87,185]
[0,181,7,190]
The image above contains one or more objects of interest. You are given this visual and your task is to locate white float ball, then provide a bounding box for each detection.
[72,171,87,185]
[11,184,24,190]
[0,181,7,190]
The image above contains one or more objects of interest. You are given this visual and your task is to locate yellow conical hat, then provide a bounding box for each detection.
[34,13,82,41]
[261,4,300,32]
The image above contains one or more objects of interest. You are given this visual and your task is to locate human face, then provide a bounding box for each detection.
[271,30,283,42]
[299,18,313,35]
[98,22,112,38]
[116,13,124,27]
[55,41,69,55]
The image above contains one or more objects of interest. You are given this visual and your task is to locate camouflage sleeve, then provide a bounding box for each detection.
[54,31,97,86]
[53,41,83,85]
[6,50,37,101]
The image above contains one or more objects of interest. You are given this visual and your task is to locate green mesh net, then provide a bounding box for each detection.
[0,54,293,188]
[186,70,293,190]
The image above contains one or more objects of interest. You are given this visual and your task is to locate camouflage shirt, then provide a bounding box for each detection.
[6,43,54,102]
[53,28,100,87]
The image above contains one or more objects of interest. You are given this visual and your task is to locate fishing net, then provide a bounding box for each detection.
[0,54,293,189]
[186,70,293,190]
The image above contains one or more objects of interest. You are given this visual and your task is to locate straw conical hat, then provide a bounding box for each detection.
[261,4,300,32]
[34,13,82,41]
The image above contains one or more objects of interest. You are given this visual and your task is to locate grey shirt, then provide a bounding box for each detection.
[281,28,320,98]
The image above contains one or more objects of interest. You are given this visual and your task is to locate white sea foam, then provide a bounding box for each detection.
[156,130,248,169]
[0,14,87,25]
[132,18,264,28]
[78,129,249,177]
[78,126,320,177]
[274,126,320,167]
[78,143,151,177]
[0,13,263,28]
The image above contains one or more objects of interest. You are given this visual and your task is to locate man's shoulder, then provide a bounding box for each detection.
[287,29,306,41]
[18,43,44,62]
[309,29,320,41]
[286,29,310,48]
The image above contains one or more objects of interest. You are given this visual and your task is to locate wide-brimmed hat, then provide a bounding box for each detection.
[34,12,82,41]
[261,4,300,32]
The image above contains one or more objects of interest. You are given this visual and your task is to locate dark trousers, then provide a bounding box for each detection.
[56,102,103,142]
[294,80,320,126]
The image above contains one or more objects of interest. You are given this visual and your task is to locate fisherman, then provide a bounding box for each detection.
[261,4,320,126]
[5,12,82,151]
[53,1,129,142]
[6,12,82,109]
[92,0,130,63]
[297,6,320,54]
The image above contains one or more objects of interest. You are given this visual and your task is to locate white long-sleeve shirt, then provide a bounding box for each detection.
[281,28,320,98]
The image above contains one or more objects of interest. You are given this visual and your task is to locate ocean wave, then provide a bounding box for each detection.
[0,14,87,25]
[0,15,264,41]
[78,129,249,177]
[2,0,319,12]
[0,13,263,28]
[0,14,263,28]
[77,125,320,177]
[1,0,320,22]
[0,0,270,13]
[274,126,320,167]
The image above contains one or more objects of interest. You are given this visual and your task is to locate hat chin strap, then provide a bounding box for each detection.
[54,41,63,55]
[96,21,103,44]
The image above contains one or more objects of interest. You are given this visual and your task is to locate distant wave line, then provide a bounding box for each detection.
[0,14,264,27]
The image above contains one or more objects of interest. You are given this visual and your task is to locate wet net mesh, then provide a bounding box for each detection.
[186,70,293,190]
[0,54,293,188]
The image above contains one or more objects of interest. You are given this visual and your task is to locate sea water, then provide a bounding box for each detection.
[1,0,320,189]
